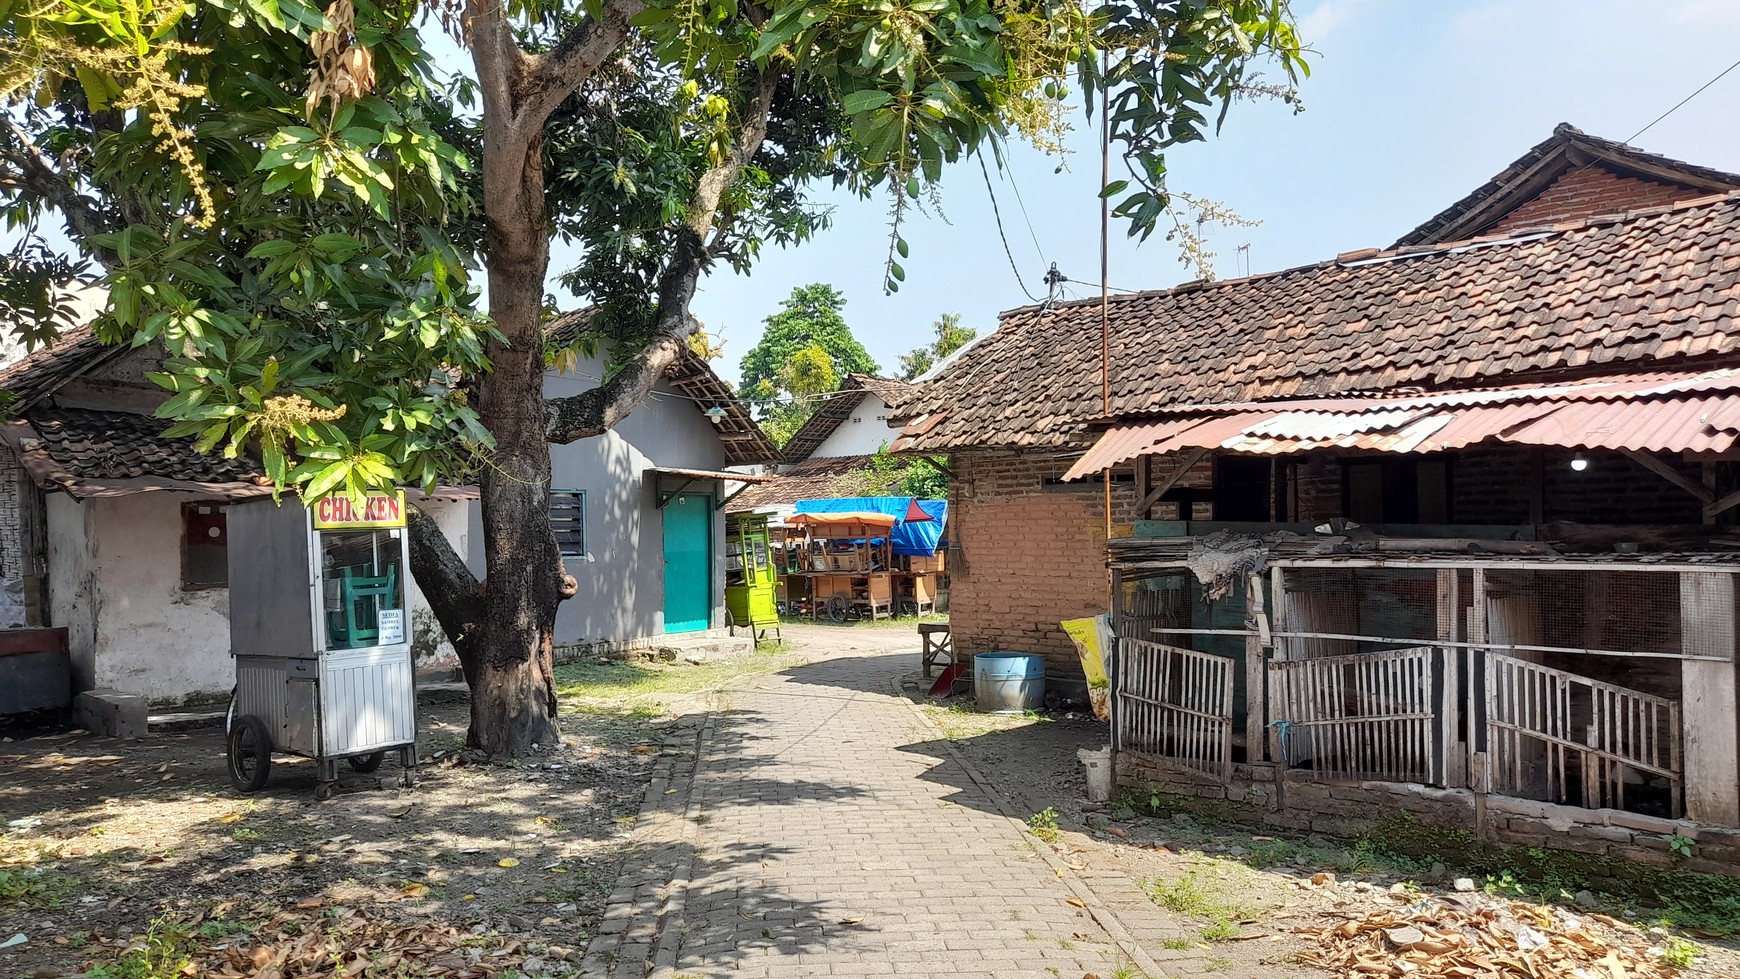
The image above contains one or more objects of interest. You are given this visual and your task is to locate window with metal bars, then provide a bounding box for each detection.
[549,490,586,558]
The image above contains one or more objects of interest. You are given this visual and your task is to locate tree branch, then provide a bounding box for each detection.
[544,69,782,445]
[0,118,114,264]
[407,502,484,685]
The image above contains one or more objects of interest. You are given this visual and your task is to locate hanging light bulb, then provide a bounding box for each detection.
[705,406,727,425]
[1570,453,1589,472]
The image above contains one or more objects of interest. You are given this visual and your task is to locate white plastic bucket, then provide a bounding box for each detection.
[1078,745,1112,803]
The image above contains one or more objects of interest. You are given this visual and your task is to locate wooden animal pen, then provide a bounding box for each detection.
[1108,535,1740,829]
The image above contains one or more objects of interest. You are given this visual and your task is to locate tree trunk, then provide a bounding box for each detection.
[467,6,575,757]
[471,218,565,754]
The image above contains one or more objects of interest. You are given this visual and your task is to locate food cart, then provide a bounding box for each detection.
[224,491,418,799]
[725,511,780,643]
[777,498,947,620]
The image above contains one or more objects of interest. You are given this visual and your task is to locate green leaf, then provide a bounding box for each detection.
[840,90,894,115]
[1099,179,1130,198]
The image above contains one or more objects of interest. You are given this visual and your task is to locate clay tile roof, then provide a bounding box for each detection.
[725,455,879,511]
[0,324,126,412]
[780,374,912,464]
[1396,123,1740,247]
[544,310,779,466]
[893,193,1740,454]
[23,407,263,484]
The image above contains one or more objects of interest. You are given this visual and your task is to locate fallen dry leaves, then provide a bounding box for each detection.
[1296,895,1676,979]
[93,903,534,979]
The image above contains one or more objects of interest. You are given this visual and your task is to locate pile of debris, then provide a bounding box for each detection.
[86,902,546,979]
[1296,895,1678,978]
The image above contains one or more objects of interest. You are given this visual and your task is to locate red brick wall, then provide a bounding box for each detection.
[952,446,1710,677]
[949,451,1134,673]
[1490,167,1692,234]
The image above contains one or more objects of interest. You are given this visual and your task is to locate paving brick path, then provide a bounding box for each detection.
[586,646,1162,979]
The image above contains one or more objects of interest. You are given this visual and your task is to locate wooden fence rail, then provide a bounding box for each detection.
[1486,653,1683,816]
[1114,639,1235,781]
[1267,646,1439,783]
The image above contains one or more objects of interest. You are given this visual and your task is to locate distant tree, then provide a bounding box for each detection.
[898,313,977,380]
[741,284,877,407]
[741,284,877,445]
[836,446,949,499]
[759,342,838,446]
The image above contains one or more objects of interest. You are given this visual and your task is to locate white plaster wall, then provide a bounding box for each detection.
[87,494,233,702]
[811,392,902,459]
[465,355,731,647]
[45,493,97,689]
[46,491,469,703]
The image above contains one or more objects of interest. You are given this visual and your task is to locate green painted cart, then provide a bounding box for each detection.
[725,512,780,644]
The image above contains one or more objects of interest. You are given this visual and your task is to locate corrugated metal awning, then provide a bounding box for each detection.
[1065,368,1740,479]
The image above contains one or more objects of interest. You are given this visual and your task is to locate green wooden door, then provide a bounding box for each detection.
[662,494,711,633]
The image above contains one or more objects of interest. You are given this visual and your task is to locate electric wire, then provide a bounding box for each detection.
[1624,55,1740,145]
[979,153,1042,303]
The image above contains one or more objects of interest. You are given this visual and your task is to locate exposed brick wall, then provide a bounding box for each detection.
[950,451,1135,674]
[1491,167,1694,234]
[1117,751,1740,878]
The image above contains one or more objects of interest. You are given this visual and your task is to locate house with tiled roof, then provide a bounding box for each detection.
[727,373,916,513]
[0,309,774,704]
[538,311,779,648]
[892,125,1740,868]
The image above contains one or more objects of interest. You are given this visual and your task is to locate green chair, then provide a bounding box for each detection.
[326,566,398,648]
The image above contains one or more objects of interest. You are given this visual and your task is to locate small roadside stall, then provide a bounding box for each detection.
[725,511,779,643]
[779,497,948,621]
[224,490,419,799]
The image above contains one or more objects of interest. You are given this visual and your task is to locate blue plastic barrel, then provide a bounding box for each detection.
[974,652,1045,713]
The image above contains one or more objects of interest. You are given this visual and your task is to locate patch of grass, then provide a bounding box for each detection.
[1148,870,1259,946]
[1160,937,1193,950]
[85,918,196,979]
[1658,935,1698,969]
[1056,937,1073,949]
[1026,807,1061,844]
[919,700,1049,740]
[1108,962,1141,979]
[230,828,260,842]
[0,866,72,909]
[554,651,808,720]
[1200,919,1242,942]
[1205,955,1232,972]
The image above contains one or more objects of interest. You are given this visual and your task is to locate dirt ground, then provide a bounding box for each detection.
[4,623,1738,979]
[0,670,727,979]
[909,683,1740,979]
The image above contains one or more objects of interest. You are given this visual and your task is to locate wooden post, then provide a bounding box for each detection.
[1437,568,1463,788]
[1268,566,1289,765]
[1468,569,1486,796]
[1245,573,1267,765]
[1680,571,1740,826]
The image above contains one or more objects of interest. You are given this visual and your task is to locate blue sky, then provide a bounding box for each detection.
[610,0,1740,386]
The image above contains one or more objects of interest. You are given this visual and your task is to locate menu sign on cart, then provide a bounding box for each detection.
[312,491,407,530]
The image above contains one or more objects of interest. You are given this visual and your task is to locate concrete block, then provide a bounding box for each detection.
[74,688,147,739]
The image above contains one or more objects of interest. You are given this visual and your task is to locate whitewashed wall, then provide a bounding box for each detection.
[810,391,902,459]
[46,491,468,704]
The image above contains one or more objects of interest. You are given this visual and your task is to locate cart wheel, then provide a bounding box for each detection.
[226,715,273,793]
[314,781,337,802]
[900,601,919,617]
[347,751,385,774]
[827,595,850,623]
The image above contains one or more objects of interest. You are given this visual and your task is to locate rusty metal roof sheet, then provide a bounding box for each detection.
[1065,370,1740,478]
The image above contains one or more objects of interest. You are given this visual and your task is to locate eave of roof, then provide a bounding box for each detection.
[780,374,911,464]
[1395,123,1740,247]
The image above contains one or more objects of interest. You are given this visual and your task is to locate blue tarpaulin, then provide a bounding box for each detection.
[792,497,948,556]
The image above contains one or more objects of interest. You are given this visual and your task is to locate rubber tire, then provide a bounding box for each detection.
[226,715,272,793]
[314,781,336,802]
[827,595,850,623]
[347,751,385,774]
